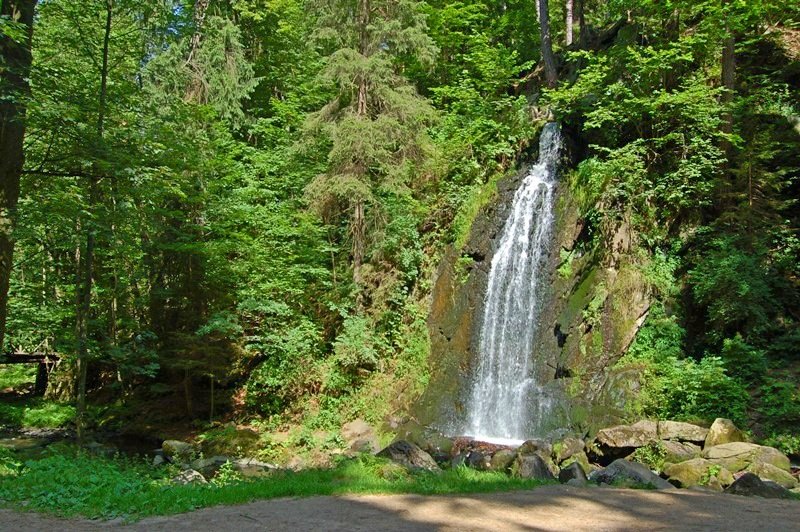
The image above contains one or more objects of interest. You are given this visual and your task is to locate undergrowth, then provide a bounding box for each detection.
[0,450,552,522]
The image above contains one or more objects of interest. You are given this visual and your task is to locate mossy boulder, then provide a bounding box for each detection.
[661,441,702,464]
[704,418,745,448]
[595,420,658,450]
[663,458,734,489]
[725,472,793,499]
[488,449,516,472]
[658,421,708,443]
[589,459,674,489]
[746,462,798,489]
[553,437,585,463]
[702,442,791,473]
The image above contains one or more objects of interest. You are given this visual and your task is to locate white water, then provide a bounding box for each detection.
[465,122,561,442]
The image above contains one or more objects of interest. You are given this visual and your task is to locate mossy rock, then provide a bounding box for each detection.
[702,442,791,473]
[747,462,798,489]
[199,425,261,457]
[663,458,734,489]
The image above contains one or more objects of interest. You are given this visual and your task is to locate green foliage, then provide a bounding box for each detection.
[718,335,767,384]
[0,449,552,521]
[0,400,76,429]
[631,441,667,474]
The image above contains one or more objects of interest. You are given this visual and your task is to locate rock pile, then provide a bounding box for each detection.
[375,417,799,498]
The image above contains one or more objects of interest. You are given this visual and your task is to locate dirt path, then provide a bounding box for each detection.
[2,485,798,531]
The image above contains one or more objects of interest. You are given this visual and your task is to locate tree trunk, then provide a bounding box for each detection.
[566,0,574,46]
[76,0,113,444]
[352,199,365,306]
[577,0,587,49]
[538,0,558,88]
[0,0,36,351]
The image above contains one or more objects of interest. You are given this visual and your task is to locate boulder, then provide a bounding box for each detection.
[171,469,207,485]
[489,449,516,472]
[451,453,467,469]
[518,439,553,457]
[466,450,491,471]
[725,472,792,499]
[190,455,230,473]
[394,421,454,456]
[152,454,165,467]
[341,419,379,454]
[702,442,791,473]
[661,441,701,464]
[553,437,585,463]
[747,462,798,489]
[658,421,708,443]
[376,440,440,472]
[512,454,555,481]
[663,458,734,488]
[558,462,588,485]
[162,440,194,463]
[704,418,745,448]
[561,451,595,475]
[231,457,280,478]
[589,459,674,489]
[595,420,658,450]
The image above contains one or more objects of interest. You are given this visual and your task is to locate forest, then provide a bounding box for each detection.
[0,0,799,520]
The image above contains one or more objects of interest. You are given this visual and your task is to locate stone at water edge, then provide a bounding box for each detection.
[702,442,791,473]
[558,461,588,485]
[517,439,553,457]
[657,421,708,443]
[376,440,441,472]
[595,420,658,450]
[489,449,516,472]
[746,462,799,489]
[663,458,734,489]
[466,450,491,471]
[589,459,674,489]
[704,418,746,448]
[725,472,793,499]
[171,469,207,485]
[512,454,556,481]
[341,419,379,454]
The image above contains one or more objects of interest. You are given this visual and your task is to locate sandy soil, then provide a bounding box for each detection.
[1,485,798,531]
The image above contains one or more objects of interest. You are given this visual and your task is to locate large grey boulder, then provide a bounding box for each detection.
[590,459,674,489]
[658,421,708,443]
[704,418,745,448]
[377,440,440,472]
[725,472,793,499]
[512,454,556,481]
[702,442,791,473]
[596,420,658,449]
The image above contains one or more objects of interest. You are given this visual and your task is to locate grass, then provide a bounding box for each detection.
[0,365,36,390]
[0,449,552,522]
[0,399,75,428]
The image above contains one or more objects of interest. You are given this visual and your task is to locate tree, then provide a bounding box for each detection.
[0,0,36,352]
[538,0,557,87]
[305,0,437,307]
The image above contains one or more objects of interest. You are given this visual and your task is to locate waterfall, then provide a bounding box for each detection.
[465,122,561,443]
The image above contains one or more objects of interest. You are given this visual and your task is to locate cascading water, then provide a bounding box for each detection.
[464,122,561,443]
